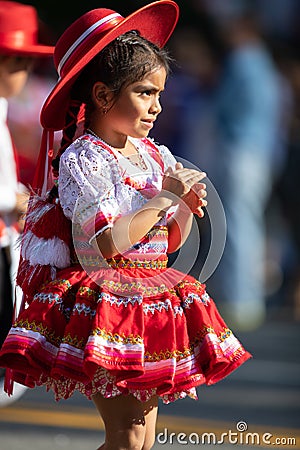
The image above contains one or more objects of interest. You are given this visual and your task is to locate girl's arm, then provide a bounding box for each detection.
[167,204,194,254]
[96,191,173,258]
[95,164,206,259]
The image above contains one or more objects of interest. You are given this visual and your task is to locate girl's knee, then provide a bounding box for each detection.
[142,433,156,450]
[106,426,146,450]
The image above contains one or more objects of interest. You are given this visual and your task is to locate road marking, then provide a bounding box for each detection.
[0,404,299,448]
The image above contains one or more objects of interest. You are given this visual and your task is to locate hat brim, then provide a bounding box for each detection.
[0,44,54,57]
[41,0,179,130]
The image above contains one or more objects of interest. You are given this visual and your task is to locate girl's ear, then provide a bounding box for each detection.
[92,82,113,110]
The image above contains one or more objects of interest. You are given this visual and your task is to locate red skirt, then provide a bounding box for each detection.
[0,261,251,403]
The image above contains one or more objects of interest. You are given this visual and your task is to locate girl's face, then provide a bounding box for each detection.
[102,66,167,147]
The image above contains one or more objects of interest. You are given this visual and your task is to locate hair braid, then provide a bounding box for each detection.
[48,100,82,201]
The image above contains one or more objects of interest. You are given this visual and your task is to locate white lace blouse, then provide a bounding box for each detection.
[58,133,177,260]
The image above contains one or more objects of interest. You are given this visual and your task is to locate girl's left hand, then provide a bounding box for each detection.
[181,182,207,217]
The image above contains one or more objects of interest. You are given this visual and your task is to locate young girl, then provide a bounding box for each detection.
[0,2,251,449]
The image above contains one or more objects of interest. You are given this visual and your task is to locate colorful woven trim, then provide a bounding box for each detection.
[106,257,168,269]
[75,255,168,269]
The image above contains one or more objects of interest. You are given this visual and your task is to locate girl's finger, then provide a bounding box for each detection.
[196,189,207,198]
[167,168,207,186]
[191,182,206,191]
[195,207,205,218]
[164,166,173,176]
[184,173,207,186]
[198,199,208,207]
[175,162,183,170]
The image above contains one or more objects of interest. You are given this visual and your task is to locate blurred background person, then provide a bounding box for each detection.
[201,2,289,331]
[7,63,55,187]
[0,1,54,360]
[272,47,300,321]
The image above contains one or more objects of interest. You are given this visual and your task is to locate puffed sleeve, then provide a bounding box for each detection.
[58,138,122,242]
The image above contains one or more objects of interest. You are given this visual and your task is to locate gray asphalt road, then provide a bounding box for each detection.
[0,317,299,450]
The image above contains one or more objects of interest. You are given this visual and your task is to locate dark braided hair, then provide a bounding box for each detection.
[49,31,172,200]
[48,100,83,201]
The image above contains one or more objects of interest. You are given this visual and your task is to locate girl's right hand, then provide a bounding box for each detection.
[162,162,206,199]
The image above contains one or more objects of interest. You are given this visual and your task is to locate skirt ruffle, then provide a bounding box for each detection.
[0,264,251,403]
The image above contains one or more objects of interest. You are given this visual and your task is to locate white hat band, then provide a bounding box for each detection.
[58,12,123,76]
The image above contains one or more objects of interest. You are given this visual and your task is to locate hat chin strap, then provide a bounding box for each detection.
[57,12,123,77]
[33,128,54,196]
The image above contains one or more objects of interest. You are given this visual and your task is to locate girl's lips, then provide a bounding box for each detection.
[141,119,154,129]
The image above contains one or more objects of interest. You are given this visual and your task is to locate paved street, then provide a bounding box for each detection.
[0,316,299,450]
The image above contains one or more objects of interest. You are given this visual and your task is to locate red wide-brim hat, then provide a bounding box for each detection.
[0,1,54,57]
[40,0,179,131]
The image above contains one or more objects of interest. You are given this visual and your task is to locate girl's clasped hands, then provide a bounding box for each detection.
[163,162,207,217]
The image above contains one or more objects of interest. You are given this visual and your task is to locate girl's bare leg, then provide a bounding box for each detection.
[93,393,158,450]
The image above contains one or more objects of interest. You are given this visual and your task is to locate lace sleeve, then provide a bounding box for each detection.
[58,138,122,241]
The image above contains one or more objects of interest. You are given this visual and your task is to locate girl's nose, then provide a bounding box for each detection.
[150,96,162,115]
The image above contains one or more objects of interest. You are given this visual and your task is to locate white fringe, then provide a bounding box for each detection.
[21,231,70,268]
[27,196,55,222]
